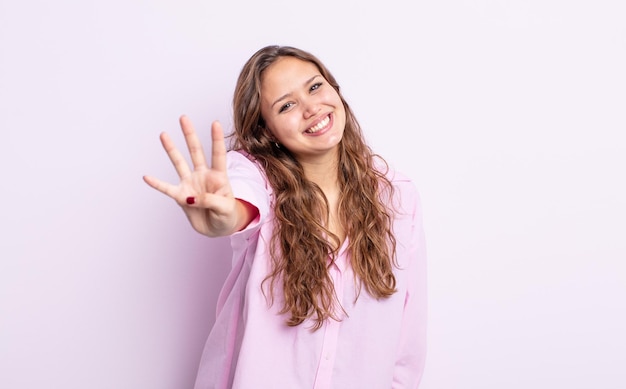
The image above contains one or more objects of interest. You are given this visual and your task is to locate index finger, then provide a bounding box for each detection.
[210,121,227,172]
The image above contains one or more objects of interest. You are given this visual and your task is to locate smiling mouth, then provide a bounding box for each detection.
[305,115,330,134]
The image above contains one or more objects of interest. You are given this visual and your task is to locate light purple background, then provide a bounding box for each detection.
[1,1,625,388]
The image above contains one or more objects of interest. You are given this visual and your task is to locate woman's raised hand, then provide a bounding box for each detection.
[143,115,243,237]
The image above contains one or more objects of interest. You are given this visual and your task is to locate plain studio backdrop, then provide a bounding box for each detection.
[1,1,624,388]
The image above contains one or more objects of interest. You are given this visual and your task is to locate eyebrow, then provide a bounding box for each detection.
[270,75,322,109]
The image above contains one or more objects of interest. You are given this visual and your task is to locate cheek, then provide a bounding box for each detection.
[335,103,347,124]
[267,117,295,141]
[326,88,343,103]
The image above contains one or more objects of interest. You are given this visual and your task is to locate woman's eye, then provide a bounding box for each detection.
[310,82,322,92]
[279,102,293,113]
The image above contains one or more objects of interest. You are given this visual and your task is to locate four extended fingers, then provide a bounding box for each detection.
[145,115,228,202]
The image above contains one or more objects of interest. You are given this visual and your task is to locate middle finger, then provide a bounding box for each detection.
[180,115,209,171]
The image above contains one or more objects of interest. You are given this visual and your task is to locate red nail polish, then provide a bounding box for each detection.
[186,196,195,205]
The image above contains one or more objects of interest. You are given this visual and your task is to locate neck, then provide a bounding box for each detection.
[298,149,345,246]
[299,152,340,193]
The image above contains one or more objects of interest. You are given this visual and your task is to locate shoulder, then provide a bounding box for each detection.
[227,150,267,180]
[227,150,276,208]
[374,156,418,193]
[373,156,423,216]
[227,149,257,168]
[227,149,271,194]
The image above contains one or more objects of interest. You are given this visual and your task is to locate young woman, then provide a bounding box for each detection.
[144,45,427,389]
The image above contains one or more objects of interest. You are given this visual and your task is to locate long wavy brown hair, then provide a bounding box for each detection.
[229,45,397,330]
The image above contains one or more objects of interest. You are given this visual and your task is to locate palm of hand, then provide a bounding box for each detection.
[178,164,236,236]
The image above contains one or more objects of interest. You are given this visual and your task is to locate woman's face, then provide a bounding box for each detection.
[260,56,346,163]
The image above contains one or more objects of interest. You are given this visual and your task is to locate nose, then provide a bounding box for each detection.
[302,98,321,119]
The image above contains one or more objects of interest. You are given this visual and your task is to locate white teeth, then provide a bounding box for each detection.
[307,115,330,133]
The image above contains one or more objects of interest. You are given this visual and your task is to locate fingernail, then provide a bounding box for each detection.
[186,196,195,205]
